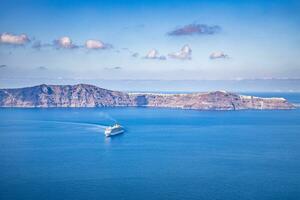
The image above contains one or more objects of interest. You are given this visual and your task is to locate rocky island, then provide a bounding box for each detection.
[0,84,295,110]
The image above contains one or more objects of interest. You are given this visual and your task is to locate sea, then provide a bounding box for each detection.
[0,93,300,200]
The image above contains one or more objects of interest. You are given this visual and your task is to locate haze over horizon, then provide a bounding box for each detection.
[1,0,300,90]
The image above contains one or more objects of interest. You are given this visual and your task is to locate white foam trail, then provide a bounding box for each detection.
[14,119,108,129]
[293,103,300,108]
[47,120,108,129]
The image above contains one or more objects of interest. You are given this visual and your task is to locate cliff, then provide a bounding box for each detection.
[0,84,295,110]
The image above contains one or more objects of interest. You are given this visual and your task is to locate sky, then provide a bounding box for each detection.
[0,0,300,89]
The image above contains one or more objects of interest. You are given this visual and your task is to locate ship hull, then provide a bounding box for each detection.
[105,129,125,137]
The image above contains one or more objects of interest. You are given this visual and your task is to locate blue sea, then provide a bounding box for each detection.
[1,93,300,200]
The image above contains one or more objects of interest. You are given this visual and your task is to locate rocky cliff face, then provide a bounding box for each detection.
[129,91,294,110]
[0,84,295,110]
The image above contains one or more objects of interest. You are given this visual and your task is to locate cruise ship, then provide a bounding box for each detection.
[104,124,125,137]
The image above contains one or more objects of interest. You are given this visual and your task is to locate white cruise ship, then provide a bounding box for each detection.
[104,124,124,137]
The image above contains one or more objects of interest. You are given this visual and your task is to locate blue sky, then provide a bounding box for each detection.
[0,0,300,86]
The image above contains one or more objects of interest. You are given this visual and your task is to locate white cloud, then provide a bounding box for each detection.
[0,33,30,45]
[144,49,166,60]
[146,49,158,58]
[169,44,192,60]
[210,51,229,59]
[85,39,106,49]
[53,36,78,49]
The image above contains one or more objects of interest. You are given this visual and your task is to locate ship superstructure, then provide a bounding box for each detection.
[104,124,124,137]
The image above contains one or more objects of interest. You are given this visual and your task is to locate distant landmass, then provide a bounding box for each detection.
[0,84,295,110]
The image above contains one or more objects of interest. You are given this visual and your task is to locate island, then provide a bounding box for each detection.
[0,84,295,110]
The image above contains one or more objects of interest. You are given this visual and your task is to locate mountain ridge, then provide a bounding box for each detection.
[0,84,295,110]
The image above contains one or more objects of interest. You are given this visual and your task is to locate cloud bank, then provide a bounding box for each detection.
[168,24,221,36]
[34,37,112,50]
[169,45,192,60]
[0,33,30,45]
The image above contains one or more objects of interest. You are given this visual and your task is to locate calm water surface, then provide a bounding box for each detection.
[0,93,300,200]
